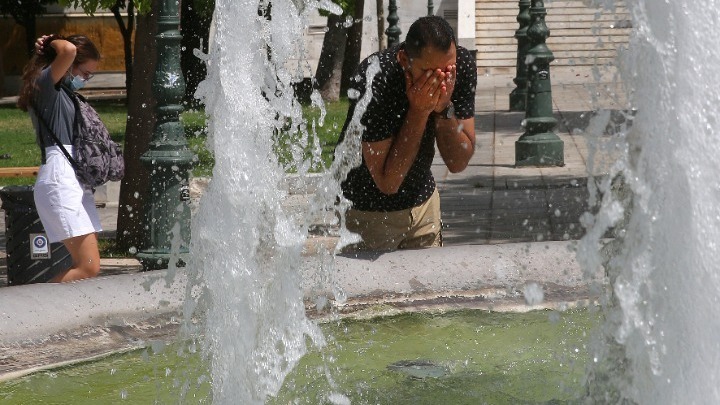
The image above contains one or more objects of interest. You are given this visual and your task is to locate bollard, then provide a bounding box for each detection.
[386,0,401,47]
[515,0,564,167]
[136,0,194,270]
[509,0,532,111]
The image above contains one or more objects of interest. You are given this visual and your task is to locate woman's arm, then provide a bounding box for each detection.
[38,35,77,85]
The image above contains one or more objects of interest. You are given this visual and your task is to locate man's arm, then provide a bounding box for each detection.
[362,109,430,195]
[435,116,475,173]
[363,69,445,195]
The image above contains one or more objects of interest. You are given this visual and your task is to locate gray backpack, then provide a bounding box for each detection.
[36,86,125,188]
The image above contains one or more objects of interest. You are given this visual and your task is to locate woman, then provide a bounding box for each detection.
[17,34,102,282]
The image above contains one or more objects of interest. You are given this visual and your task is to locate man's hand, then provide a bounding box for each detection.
[405,69,444,115]
[434,64,456,114]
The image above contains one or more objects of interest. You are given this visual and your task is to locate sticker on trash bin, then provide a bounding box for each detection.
[30,233,50,260]
[180,185,190,202]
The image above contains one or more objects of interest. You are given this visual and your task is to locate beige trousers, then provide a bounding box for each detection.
[344,188,442,251]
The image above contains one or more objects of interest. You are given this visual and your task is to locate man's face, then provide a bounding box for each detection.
[400,44,457,83]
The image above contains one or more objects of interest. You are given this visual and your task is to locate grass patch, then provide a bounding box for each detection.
[273,98,349,171]
[0,101,128,186]
[0,98,349,186]
[98,236,133,258]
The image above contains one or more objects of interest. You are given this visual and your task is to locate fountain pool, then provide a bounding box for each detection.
[0,309,594,404]
[2,0,717,403]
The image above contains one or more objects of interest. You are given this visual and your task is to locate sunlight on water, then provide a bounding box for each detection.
[579,1,720,403]
[183,1,342,403]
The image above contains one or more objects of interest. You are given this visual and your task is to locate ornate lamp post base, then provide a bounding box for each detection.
[515,128,564,167]
[136,149,193,270]
[137,0,193,271]
[514,0,563,167]
[137,248,187,271]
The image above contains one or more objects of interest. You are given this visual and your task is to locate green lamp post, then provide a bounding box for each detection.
[428,0,434,16]
[509,0,531,111]
[515,0,564,167]
[386,0,401,47]
[136,0,194,270]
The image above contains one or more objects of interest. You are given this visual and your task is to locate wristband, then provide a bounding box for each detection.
[433,102,455,120]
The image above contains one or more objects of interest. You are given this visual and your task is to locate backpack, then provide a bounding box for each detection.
[35,86,125,188]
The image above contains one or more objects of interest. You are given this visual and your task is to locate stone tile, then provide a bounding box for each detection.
[492,188,548,209]
[441,189,493,211]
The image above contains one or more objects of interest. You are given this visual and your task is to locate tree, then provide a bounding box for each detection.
[60,0,214,250]
[314,0,365,102]
[340,0,364,96]
[115,1,157,251]
[62,0,142,94]
[0,0,56,55]
[180,0,214,107]
[108,0,135,92]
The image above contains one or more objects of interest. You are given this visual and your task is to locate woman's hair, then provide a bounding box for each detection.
[17,35,101,111]
[404,16,456,59]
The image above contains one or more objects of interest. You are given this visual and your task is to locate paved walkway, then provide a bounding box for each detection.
[0,68,628,286]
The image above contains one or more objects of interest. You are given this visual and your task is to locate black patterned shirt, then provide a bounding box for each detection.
[339,43,477,212]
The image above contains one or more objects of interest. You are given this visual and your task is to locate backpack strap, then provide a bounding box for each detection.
[32,103,80,172]
[59,84,83,143]
[33,108,47,165]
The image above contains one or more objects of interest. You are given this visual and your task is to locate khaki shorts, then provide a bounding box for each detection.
[344,188,442,251]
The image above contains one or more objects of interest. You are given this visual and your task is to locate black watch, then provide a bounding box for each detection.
[434,102,455,119]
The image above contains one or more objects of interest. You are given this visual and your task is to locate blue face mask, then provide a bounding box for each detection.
[65,72,87,91]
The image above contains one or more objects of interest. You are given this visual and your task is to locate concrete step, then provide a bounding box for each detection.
[475,0,631,74]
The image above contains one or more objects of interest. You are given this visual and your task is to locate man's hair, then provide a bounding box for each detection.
[404,16,456,59]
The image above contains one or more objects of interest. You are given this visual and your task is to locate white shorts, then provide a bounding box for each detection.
[34,146,102,243]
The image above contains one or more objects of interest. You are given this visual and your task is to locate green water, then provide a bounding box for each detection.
[0,309,595,404]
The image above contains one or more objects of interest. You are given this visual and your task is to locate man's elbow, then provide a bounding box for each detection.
[377,184,401,195]
[373,178,401,195]
[447,161,469,173]
[445,154,472,173]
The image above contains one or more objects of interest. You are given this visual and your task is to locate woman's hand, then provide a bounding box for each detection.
[35,35,52,55]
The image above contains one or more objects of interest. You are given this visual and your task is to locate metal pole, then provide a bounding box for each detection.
[137,0,194,270]
[428,0,434,16]
[515,0,564,167]
[509,0,531,111]
[386,0,401,47]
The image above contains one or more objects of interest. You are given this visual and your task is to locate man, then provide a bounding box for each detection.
[338,16,476,250]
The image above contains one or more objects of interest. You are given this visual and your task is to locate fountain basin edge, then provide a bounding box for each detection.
[0,241,599,381]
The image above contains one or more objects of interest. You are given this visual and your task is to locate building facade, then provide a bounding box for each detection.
[1,0,629,96]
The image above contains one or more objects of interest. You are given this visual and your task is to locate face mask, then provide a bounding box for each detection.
[65,71,87,91]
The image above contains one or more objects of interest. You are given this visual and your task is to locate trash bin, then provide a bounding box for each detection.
[0,186,72,285]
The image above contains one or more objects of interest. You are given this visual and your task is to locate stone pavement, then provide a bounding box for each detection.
[436,69,627,246]
[0,67,628,286]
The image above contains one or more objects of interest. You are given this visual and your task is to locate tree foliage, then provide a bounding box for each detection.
[0,0,56,54]
[319,0,354,17]
[60,0,151,14]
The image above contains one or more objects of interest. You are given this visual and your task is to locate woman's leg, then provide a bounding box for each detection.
[51,233,101,282]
